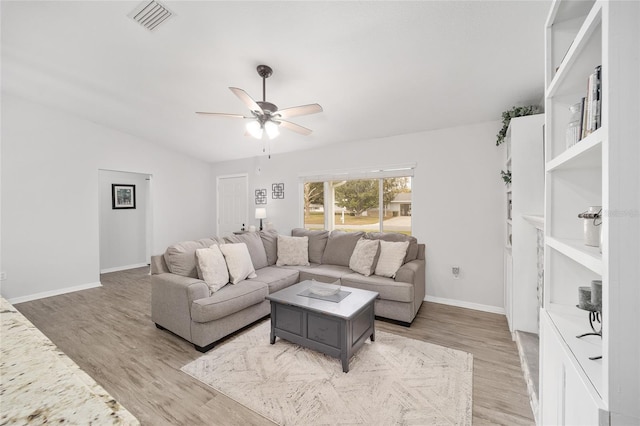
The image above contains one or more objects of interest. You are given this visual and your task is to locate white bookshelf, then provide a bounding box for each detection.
[503,114,545,337]
[540,1,640,424]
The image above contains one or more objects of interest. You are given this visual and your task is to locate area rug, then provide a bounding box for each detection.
[181,322,473,425]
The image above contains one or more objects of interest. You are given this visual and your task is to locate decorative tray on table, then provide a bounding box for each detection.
[308,281,341,296]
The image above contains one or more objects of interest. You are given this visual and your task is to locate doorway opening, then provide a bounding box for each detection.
[98,169,153,274]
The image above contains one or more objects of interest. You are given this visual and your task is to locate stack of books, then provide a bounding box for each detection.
[577,65,602,141]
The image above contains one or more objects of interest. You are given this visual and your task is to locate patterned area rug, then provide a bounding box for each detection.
[181,322,473,425]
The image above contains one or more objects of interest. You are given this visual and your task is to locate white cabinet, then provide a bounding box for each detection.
[540,313,603,426]
[504,115,545,336]
[540,1,640,424]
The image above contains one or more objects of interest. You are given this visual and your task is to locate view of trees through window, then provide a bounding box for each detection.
[303,177,412,235]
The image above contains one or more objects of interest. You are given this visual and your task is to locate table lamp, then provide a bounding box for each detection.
[255,208,267,231]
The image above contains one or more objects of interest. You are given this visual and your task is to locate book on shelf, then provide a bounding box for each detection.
[580,65,602,139]
[593,65,601,131]
[579,96,587,140]
[578,65,602,140]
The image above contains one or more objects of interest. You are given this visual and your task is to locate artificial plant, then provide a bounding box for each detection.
[496,105,540,146]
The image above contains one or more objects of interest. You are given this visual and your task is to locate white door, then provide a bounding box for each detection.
[217,174,248,237]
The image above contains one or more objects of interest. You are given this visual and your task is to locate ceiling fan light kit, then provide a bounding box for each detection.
[197,64,322,141]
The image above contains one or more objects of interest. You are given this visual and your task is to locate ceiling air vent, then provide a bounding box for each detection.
[130,0,173,31]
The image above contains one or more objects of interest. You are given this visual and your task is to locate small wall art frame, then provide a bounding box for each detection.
[112,184,136,209]
[272,183,284,199]
[255,189,267,205]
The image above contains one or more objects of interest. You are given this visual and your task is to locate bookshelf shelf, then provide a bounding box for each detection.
[546,236,602,275]
[546,128,602,172]
[546,3,602,99]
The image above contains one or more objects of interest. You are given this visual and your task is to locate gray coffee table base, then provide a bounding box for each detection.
[269,300,375,373]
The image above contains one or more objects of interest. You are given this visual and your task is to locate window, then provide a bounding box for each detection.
[302,168,412,235]
[303,182,324,230]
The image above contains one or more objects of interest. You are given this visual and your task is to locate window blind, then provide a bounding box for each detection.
[299,163,415,182]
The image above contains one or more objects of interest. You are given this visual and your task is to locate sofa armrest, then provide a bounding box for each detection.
[151,273,209,342]
[395,259,426,306]
[150,254,170,275]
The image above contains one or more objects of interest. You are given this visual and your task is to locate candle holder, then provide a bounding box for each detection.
[576,280,603,360]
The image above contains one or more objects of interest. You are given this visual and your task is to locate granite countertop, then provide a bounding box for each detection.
[0,297,139,425]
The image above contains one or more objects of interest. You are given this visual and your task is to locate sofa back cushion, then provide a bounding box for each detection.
[321,230,365,267]
[291,228,329,264]
[224,232,268,270]
[259,229,279,266]
[364,232,418,263]
[164,237,221,278]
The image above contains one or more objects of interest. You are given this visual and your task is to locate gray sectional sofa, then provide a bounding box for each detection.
[151,228,425,352]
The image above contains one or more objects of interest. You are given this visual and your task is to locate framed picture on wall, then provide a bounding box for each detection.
[112,184,136,209]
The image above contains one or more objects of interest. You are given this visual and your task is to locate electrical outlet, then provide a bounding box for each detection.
[452,266,460,279]
[0,272,7,280]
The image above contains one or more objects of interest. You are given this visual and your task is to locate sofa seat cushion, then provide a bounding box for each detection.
[341,273,413,303]
[253,267,300,293]
[299,264,353,283]
[191,281,268,323]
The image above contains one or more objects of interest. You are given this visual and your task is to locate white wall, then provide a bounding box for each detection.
[1,94,215,302]
[99,170,149,273]
[211,122,506,312]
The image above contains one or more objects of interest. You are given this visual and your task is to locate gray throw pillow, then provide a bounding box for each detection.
[321,230,365,267]
[224,232,268,270]
[291,228,329,264]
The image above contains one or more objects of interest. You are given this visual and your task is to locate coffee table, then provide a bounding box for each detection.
[266,280,378,373]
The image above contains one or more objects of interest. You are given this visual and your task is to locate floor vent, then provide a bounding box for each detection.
[130,0,172,31]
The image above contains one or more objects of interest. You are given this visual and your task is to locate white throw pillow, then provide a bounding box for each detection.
[195,244,229,294]
[374,240,410,278]
[219,243,257,284]
[276,235,310,266]
[349,238,380,276]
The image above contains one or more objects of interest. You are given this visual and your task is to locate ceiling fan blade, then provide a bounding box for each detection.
[275,103,323,119]
[196,112,247,118]
[229,87,263,113]
[278,119,313,136]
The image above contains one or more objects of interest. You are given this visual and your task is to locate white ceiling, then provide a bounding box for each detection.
[1,1,550,163]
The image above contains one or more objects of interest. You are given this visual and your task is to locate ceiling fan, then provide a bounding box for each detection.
[196,65,323,140]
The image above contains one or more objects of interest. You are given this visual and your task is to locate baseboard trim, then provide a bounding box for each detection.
[7,282,102,305]
[100,263,148,274]
[424,295,505,315]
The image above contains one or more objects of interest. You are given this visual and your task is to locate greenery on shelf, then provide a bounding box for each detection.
[501,170,512,185]
[496,105,540,146]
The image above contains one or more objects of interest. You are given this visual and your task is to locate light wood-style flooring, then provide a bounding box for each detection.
[14,267,534,425]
